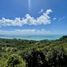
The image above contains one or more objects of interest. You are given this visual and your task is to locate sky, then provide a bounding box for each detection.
[0,0,67,36]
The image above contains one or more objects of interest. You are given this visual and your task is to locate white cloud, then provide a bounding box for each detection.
[45,9,52,14]
[0,9,53,26]
[0,29,52,36]
[38,9,44,14]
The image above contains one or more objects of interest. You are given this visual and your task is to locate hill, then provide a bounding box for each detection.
[0,36,67,67]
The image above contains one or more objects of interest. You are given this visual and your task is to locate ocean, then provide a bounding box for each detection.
[0,35,63,41]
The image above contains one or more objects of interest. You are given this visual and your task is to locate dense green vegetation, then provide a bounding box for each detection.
[0,36,67,67]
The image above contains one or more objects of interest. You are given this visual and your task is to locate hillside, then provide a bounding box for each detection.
[0,36,67,67]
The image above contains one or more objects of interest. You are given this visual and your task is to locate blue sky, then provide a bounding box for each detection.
[0,0,67,35]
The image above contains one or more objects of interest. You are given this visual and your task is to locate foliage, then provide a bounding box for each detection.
[0,36,67,67]
[6,54,26,67]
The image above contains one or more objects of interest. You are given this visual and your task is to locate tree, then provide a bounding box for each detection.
[6,54,26,67]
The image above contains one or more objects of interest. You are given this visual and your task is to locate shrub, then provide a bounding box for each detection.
[6,54,26,67]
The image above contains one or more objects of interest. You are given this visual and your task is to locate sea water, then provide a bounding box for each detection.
[0,35,63,41]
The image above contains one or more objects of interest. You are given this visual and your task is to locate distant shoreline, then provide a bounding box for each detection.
[0,35,64,41]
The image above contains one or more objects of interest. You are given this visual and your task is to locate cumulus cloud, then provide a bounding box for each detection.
[0,9,52,26]
[0,29,52,36]
[38,9,44,14]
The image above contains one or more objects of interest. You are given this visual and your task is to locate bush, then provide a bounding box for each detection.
[6,54,26,67]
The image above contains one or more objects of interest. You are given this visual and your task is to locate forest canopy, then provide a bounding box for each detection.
[0,36,67,67]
